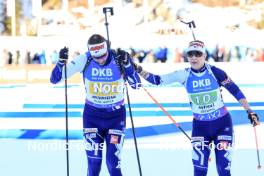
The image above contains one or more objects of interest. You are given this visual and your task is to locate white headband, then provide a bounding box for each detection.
[88,41,108,58]
[187,41,206,54]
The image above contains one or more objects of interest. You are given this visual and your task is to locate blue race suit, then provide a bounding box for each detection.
[141,63,246,176]
[50,50,141,176]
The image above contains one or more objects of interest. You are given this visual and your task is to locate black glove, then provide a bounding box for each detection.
[116,49,130,65]
[247,110,260,127]
[58,47,69,64]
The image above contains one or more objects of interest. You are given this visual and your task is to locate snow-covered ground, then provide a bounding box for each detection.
[0,79,263,175]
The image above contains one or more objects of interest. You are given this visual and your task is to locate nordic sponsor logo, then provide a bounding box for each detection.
[92,68,113,77]
[192,79,211,88]
[90,82,123,95]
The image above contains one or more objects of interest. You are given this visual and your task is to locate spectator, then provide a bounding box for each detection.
[212,44,225,62]
[153,45,168,63]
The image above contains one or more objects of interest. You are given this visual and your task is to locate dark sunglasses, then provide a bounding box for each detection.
[187,51,203,57]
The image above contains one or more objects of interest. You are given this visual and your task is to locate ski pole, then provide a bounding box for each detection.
[103,7,143,176]
[142,86,216,162]
[64,57,70,176]
[253,126,262,169]
[125,82,143,176]
[181,20,196,40]
[142,86,191,141]
[103,7,113,49]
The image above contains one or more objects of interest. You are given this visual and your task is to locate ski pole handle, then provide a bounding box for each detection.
[103,7,114,15]
[103,7,114,50]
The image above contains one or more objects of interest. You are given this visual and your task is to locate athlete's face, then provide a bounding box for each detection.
[92,52,108,65]
[187,51,206,70]
[88,41,108,65]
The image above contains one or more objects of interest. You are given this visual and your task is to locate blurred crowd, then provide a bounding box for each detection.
[1,0,263,66]
[1,44,263,66]
[130,44,264,63]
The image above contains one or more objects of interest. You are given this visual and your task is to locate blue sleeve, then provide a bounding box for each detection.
[50,63,63,84]
[144,73,161,85]
[123,60,141,89]
[211,66,246,100]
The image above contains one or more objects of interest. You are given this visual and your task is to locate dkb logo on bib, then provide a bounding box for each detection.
[92,68,113,76]
[193,79,211,88]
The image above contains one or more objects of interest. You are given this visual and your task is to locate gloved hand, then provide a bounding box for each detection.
[133,62,150,79]
[116,49,130,66]
[133,62,143,73]
[247,110,260,127]
[58,47,69,64]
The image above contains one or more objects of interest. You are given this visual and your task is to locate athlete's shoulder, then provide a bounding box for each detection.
[208,64,228,81]
[84,51,91,58]
[208,64,226,74]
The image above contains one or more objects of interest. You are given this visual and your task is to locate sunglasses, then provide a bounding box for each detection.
[187,51,203,58]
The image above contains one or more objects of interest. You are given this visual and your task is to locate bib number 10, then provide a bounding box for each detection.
[191,92,217,105]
